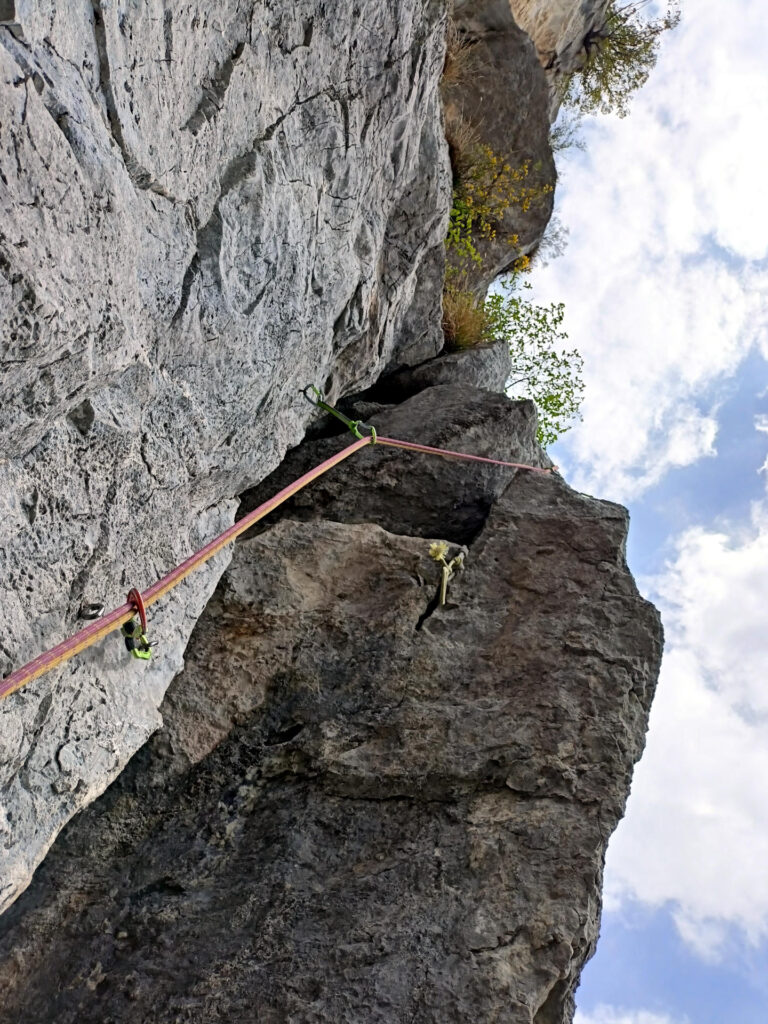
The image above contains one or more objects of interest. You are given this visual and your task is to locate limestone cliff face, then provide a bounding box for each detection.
[0,0,450,911]
[0,378,662,1024]
[0,2,664,1021]
[506,0,611,74]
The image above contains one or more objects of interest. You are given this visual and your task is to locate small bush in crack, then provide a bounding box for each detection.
[442,15,477,86]
[442,287,495,349]
[443,277,584,448]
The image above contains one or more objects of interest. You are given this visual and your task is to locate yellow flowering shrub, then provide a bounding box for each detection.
[447,145,553,265]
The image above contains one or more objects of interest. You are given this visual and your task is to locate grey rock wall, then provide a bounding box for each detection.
[0,384,663,1023]
[442,0,557,293]
[0,5,665,1020]
[505,0,611,75]
[0,0,451,913]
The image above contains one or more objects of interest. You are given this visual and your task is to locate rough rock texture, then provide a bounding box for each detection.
[0,3,665,1019]
[0,385,663,1023]
[239,384,545,546]
[0,0,451,910]
[506,0,611,75]
[0,2,18,32]
[442,0,557,292]
[362,338,512,401]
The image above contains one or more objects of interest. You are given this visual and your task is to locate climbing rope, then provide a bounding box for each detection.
[376,436,556,474]
[1,393,557,702]
[0,436,371,701]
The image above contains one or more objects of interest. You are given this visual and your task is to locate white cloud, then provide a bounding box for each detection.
[604,496,768,956]
[574,1006,686,1024]
[527,0,768,1001]
[531,0,768,500]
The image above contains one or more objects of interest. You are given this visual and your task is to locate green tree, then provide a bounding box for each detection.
[486,280,584,448]
[563,0,680,118]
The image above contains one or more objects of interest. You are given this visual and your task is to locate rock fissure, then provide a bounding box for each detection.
[181,40,247,136]
[90,0,145,191]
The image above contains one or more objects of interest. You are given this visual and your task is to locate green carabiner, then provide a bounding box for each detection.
[302,385,377,443]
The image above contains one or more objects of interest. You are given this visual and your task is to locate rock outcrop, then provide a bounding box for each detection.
[506,0,611,76]
[1,1,664,1020]
[442,0,556,292]
[0,384,662,1023]
[0,0,450,911]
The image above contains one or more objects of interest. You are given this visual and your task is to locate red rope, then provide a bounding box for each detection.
[0,437,370,701]
[376,436,556,474]
[1,433,552,701]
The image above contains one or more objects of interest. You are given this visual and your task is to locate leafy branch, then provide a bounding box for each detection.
[563,0,681,118]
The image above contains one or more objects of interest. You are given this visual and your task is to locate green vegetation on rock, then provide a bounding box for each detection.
[446,143,551,266]
[563,0,681,118]
[492,281,584,449]
[442,138,583,449]
[443,278,584,449]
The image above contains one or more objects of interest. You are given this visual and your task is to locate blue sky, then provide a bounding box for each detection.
[578,905,768,1024]
[625,347,768,577]
[523,3,768,1022]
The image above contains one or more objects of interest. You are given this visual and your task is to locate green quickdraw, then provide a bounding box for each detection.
[121,619,153,660]
[302,385,377,443]
[428,542,465,606]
